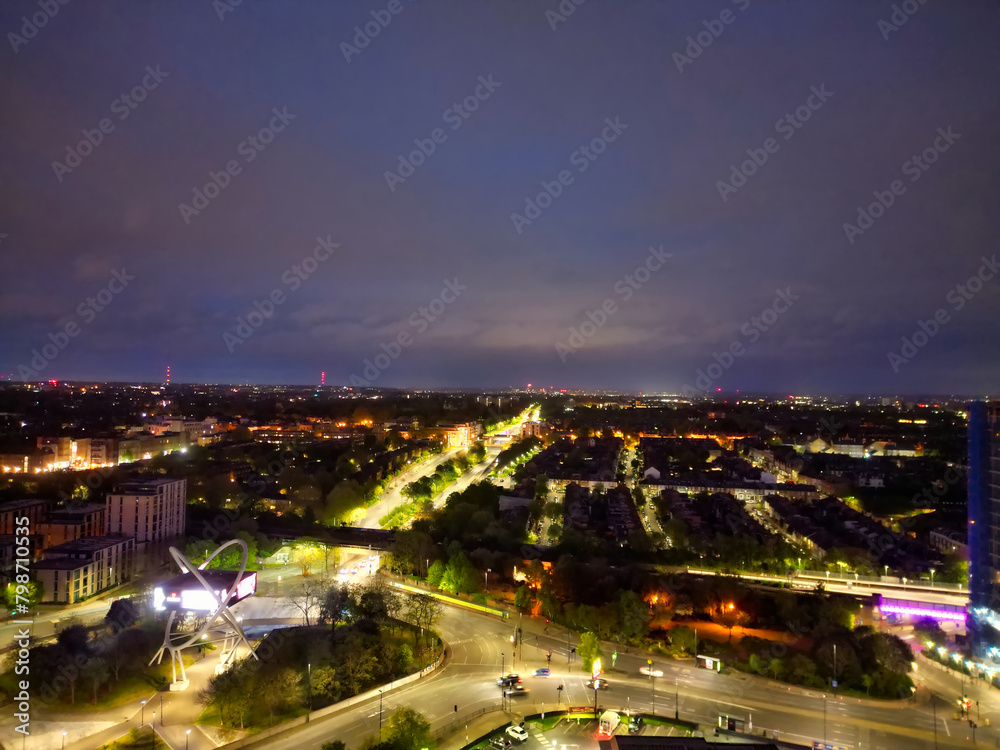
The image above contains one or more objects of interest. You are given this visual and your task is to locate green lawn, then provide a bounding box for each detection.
[42,653,195,713]
[98,726,170,749]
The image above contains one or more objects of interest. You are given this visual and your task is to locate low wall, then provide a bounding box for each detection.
[222,650,444,749]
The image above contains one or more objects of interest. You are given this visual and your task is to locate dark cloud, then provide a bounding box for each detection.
[1,0,998,393]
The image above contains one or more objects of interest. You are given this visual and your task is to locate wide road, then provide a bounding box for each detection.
[241,594,997,750]
[359,449,462,529]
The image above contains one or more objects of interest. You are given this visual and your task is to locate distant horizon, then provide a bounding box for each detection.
[0,378,992,402]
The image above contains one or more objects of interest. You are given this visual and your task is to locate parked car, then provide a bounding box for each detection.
[490,737,512,750]
[586,678,610,690]
[532,668,550,677]
[506,725,529,742]
[628,716,644,734]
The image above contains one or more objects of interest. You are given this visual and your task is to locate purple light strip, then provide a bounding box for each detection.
[880,603,965,621]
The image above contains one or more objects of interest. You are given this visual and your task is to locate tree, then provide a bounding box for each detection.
[404,594,442,644]
[289,576,329,626]
[862,673,874,695]
[426,560,446,587]
[388,529,435,576]
[81,657,109,704]
[320,584,351,627]
[312,666,343,703]
[384,706,432,750]
[768,657,785,681]
[912,617,946,645]
[614,590,649,640]
[535,474,549,500]
[670,626,696,655]
[577,632,603,674]
[4,580,44,612]
[342,650,377,693]
[105,599,139,633]
[259,668,302,725]
[326,479,366,524]
[323,743,347,750]
[291,544,326,576]
[514,585,534,610]
[393,643,414,675]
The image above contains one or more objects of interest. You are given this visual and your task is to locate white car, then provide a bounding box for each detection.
[639,666,663,677]
[506,726,529,743]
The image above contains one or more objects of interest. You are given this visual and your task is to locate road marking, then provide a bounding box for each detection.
[942,718,950,736]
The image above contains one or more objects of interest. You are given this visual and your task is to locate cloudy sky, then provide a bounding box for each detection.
[2,0,999,394]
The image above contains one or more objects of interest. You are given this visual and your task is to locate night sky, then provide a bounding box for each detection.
[2,1,999,394]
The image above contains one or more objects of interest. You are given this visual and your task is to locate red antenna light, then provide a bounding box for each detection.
[165,365,171,384]
[321,371,325,386]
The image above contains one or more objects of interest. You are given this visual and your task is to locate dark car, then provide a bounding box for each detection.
[490,737,512,750]
[628,717,644,734]
[497,673,521,687]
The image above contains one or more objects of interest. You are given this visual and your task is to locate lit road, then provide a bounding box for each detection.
[0,600,113,651]
[429,445,502,510]
[358,448,462,529]
[234,596,991,750]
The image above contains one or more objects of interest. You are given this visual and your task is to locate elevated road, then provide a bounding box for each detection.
[683,567,969,609]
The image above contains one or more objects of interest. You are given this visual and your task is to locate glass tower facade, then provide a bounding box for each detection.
[969,401,1000,659]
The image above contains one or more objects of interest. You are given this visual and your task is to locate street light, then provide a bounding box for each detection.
[379,689,384,739]
[61,732,66,750]
[930,568,936,587]
[160,694,163,725]
[185,730,191,750]
[485,568,491,591]
[308,662,312,713]
[141,700,146,724]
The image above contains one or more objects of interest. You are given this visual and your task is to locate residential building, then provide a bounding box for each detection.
[0,499,48,535]
[33,535,135,603]
[39,503,107,548]
[106,478,186,545]
[929,527,968,557]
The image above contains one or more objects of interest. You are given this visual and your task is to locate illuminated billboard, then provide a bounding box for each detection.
[153,570,256,612]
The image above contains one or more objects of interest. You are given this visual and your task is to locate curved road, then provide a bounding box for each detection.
[240,597,991,750]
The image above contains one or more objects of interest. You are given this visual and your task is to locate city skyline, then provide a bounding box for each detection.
[3,2,999,393]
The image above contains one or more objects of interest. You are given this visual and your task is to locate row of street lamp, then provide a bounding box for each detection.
[137,696,191,749]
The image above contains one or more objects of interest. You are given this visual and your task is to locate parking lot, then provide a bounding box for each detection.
[476,713,695,750]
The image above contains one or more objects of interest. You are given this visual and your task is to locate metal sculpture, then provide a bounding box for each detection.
[150,539,258,689]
